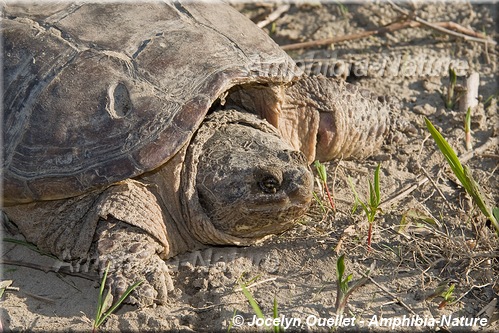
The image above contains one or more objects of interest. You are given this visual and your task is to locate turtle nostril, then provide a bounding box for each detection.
[258,175,281,194]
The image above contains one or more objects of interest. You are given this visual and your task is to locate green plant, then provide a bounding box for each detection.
[238,277,282,332]
[483,91,498,107]
[227,309,238,332]
[348,164,382,251]
[464,107,472,150]
[424,117,499,236]
[314,160,336,212]
[240,282,265,322]
[312,192,328,214]
[494,208,499,224]
[335,254,367,315]
[269,22,277,35]
[442,66,460,109]
[92,262,143,332]
[438,283,455,309]
[334,0,349,17]
[398,208,439,234]
[272,297,280,333]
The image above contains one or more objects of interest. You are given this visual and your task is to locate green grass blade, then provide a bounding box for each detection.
[483,91,498,107]
[463,167,499,235]
[96,280,143,327]
[463,166,491,213]
[95,289,113,327]
[425,117,499,236]
[273,297,280,333]
[227,310,237,332]
[336,254,345,283]
[465,107,472,150]
[314,160,327,183]
[94,262,111,327]
[465,107,471,132]
[93,261,143,329]
[347,177,360,214]
[374,164,381,205]
[368,179,376,209]
[442,283,455,300]
[445,67,457,109]
[347,177,368,215]
[240,283,265,320]
[449,67,457,86]
[312,192,327,214]
[336,254,352,293]
[424,117,470,193]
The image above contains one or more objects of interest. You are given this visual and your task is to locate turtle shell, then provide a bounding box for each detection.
[3,2,301,204]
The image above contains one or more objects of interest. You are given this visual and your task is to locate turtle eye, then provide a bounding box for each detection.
[259,175,281,194]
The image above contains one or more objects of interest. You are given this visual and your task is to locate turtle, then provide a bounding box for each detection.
[2,2,393,306]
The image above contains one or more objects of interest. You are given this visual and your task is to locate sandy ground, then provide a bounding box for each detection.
[2,1,499,332]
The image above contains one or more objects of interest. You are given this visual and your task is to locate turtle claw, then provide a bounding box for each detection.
[104,258,171,307]
[95,219,172,307]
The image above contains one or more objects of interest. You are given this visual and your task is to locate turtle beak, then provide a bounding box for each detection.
[285,164,314,205]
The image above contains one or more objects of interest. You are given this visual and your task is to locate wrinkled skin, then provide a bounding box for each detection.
[195,120,313,239]
[3,110,314,306]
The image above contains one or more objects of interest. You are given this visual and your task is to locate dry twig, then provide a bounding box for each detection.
[281,20,416,51]
[280,3,495,51]
[1,259,97,281]
[420,166,453,210]
[256,4,290,29]
[388,0,496,46]
[379,177,428,210]
[234,277,277,292]
[359,271,417,315]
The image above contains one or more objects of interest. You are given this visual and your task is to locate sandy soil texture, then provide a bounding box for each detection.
[2,2,498,332]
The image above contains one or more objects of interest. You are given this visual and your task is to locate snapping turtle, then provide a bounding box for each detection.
[2,2,392,305]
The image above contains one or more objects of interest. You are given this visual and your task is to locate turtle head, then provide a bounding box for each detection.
[182,110,313,245]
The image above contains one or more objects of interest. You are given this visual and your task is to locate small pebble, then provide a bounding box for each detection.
[413,103,437,116]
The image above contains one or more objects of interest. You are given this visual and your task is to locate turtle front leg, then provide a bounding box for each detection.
[91,179,178,307]
[283,75,393,162]
[94,217,173,306]
[226,75,394,163]
[3,179,175,307]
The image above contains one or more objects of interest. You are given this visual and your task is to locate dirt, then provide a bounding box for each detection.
[2,2,498,332]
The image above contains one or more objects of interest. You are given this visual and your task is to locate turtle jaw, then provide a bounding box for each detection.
[233,198,312,238]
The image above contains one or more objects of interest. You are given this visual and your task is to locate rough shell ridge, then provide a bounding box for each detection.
[3,2,301,204]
